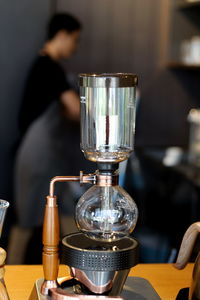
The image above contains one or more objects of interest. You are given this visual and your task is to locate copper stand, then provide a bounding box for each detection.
[41,171,117,296]
[29,170,160,300]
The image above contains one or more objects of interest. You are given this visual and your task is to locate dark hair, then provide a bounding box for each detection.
[47,13,81,40]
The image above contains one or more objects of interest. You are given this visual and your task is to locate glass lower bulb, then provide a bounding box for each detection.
[75,185,138,242]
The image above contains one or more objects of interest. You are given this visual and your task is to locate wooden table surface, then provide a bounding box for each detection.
[4,264,193,300]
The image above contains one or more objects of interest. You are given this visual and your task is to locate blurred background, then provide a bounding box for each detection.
[0,0,200,264]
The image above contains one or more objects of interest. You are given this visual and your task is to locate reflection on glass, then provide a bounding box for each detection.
[80,86,136,163]
[75,185,138,242]
[0,200,9,238]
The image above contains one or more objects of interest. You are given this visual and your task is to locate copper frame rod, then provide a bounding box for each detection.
[49,176,80,197]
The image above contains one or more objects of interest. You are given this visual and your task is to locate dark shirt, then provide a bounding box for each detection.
[19,55,71,135]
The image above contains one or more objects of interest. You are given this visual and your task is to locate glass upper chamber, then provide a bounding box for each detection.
[79,73,138,163]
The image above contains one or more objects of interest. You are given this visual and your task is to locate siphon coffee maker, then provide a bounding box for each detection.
[30,73,161,300]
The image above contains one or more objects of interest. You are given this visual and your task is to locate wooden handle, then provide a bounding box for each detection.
[0,248,10,300]
[174,222,200,269]
[43,196,59,281]
[0,281,9,300]
[0,248,6,280]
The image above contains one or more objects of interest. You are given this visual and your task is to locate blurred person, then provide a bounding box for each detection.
[9,102,93,264]
[19,13,81,136]
[7,13,94,264]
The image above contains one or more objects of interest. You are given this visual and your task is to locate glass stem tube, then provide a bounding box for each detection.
[101,186,112,236]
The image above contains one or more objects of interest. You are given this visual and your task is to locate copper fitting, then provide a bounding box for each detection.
[46,196,57,207]
[49,170,118,196]
[80,171,96,185]
[41,280,58,295]
[96,174,119,187]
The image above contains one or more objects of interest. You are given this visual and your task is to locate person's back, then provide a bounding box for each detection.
[8,13,84,264]
[19,55,71,134]
[18,13,81,136]
[8,102,94,264]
